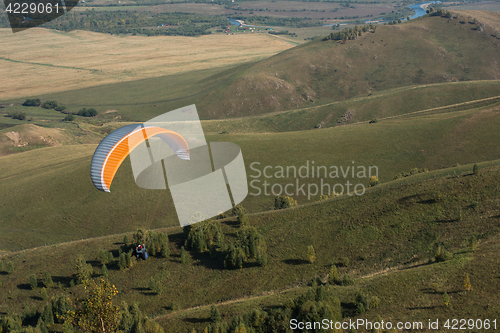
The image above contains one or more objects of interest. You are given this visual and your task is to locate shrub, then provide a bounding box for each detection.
[75,255,93,283]
[41,100,59,109]
[41,303,54,325]
[274,195,297,210]
[442,291,450,307]
[355,292,370,313]
[237,211,249,226]
[42,272,53,288]
[118,252,133,270]
[306,245,316,264]
[6,111,27,120]
[342,273,354,286]
[369,175,380,187]
[468,235,478,252]
[435,246,452,262]
[369,118,378,124]
[54,105,67,112]
[101,264,109,277]
[123,235,129,244]
[63,114,75,122]
[146,231,170,258]
[464,274,472,291]
[180,246,186,264]
[41,287,48,301]
[210,305,221,323]
[6,261,14,274]
[52,294,72,323]
[133,228,146,245]
[22,98,41,107]
[338,256,350,267]
[328,265,341,285]
[473,163,479,175]
[29,274,38,289]
[230,204,247,217]
[77,107,98,117]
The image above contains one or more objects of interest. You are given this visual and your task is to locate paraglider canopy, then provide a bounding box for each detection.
[90,124,190,192]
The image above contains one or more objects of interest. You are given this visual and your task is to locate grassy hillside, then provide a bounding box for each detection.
[1,102,500,251]
[1,161,499,332]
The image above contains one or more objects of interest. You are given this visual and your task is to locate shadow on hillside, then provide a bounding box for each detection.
[434,218,459,223]
[52,275,73,287]
[283,259,309,265]
[399,261,432,271]
[183,317,210,324]
[341,302,356,318]
[30,296,43,301]
[222,220,239,228]
[0,272,7,276]
[17,283,31,290]
[408,305,439,310]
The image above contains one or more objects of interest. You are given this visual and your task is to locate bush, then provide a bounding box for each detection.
[342,273,354,286]
[101,264,109,277]
[41,287,48,301]
[355,292,370,313]
[369,175,380,187]
[435,245,452,262]
[146,231,170,258]
[75,255,93,283]
[77,107,98,117]
[180,246,186,264]
[54,105,67,112]
[41,100,59,109]
[338,256,350,267]
[6,111,26,120]
[306,245,316,264]
[328,265,341,285]
[123,235,129,244]
[442,291,450,307]
[22,98,41,107]
[237,211,249,226]
[274,195,297,210]
[230,204,247,217]
[52,294,72,323]
[6,261,14,274]
[29,274,38,289]
[473,163,479,175]
[42,272,53,288]
[210,305,221,323]
[63,114,75,122]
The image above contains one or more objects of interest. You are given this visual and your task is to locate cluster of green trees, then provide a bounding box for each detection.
[393,167,428,180]
[223,226,268,268]
[274,195,297,210]
[241,16,321,27]
[324,24,375,41]
[77,108,98,117]
[5,111,26,120]
[41,11,228,36]
[22,99,41,107]
[203,285,343,333]
[183,210,268,269]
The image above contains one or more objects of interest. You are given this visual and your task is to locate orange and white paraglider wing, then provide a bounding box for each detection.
[90,124,189,192]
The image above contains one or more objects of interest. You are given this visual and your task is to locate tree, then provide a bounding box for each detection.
[29,273,38,289]
[307,245,316,264]
[70,278,121,333]
[77,108,98,117]
[442,292,450,307]
[210,305,221,323]
[468,235,478,252]
[41,287,49,301]
[328,265,341,285]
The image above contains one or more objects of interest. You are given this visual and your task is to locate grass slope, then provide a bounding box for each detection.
[1,103,500,251]
[1,162,499,332]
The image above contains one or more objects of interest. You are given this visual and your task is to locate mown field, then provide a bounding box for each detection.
[0,29,294,100]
